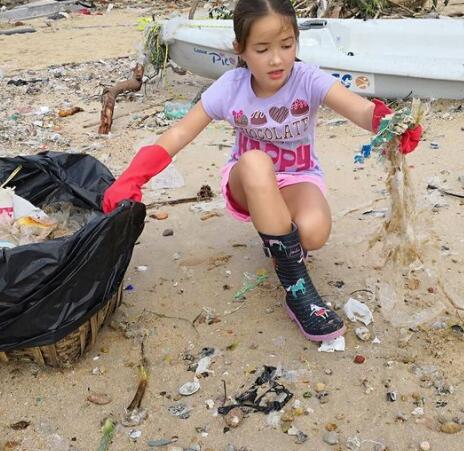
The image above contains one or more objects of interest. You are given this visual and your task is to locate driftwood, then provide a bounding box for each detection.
[0,27,36,35]
[98,63,144,135]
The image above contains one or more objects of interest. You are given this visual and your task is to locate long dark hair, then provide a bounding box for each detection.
[233,0,299,68]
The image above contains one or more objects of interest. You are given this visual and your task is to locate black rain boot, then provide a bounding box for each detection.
[259,223,345,342]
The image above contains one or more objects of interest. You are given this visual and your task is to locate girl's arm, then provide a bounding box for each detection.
[323,82,422,154]
[323,82,375,132]
[157,101,213,156]
[102,101,213,213]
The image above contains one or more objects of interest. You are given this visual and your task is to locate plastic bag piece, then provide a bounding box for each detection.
[343,298,374,326]
[0,152,146,351]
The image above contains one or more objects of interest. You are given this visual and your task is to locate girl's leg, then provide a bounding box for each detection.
[227,151,345,342]
[227,151,292,235]
[280,182,332,251]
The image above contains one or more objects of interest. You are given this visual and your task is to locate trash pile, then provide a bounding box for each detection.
[0,186,94,248]
[0,58,141,155]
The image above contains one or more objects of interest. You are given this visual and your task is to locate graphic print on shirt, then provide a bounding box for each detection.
[250,111,267,125]
[290,99,310,116]
[228,90,325,173]
[232,110,248,126]
[269,106,289,123]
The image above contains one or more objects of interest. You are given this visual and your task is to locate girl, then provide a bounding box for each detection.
[103,0,421,342]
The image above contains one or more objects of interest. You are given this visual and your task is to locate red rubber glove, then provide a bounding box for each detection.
[371,99,423,155]
[102,145,172,213]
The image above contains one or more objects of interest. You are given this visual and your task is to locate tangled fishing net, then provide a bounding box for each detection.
[142,21,169,78]
[357,100,463,327]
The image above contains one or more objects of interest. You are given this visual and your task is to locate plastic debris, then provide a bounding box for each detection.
[0,199,93,248]
[164,101,192,120]
[354,143,372,164]
[195,356,212,376]
[346,436,362,449]
[234,270,269,300]
[0,187,14,219]
[318,336,346,352]
[218,366,293,416]
[151,163,185,190]
[343,298,374,325]
[168,404,192,419]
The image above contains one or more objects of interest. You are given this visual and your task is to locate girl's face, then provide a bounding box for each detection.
[238,13,297,97]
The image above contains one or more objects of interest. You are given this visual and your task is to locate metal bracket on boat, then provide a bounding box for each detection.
[298,20,327,30]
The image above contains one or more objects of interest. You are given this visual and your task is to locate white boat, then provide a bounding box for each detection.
[160,18,464,100]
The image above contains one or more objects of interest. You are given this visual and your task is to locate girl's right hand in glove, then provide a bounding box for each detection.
[102,145,172,213]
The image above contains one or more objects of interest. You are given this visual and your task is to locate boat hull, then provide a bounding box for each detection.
[162,18,464,100]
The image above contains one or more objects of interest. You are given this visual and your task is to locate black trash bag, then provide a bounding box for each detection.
[0,152,146,351]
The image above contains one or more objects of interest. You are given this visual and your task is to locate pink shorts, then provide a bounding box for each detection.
[220,161,327,222]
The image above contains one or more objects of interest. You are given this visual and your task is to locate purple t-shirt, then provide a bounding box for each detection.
[201,62,337,178]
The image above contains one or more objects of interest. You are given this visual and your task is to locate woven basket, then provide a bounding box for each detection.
[0,284,123,367]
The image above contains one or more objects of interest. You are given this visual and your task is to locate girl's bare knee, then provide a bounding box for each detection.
[236,151,275,190]
[295,210,331,250]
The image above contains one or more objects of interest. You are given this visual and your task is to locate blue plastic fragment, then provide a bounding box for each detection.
[124,284,134,291]
[361,143,372,158]
[354,154,364,164]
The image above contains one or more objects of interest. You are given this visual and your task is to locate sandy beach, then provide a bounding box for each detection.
[1,3,464,450]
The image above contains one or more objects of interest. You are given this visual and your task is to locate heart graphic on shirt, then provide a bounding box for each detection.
[269,106,289,123]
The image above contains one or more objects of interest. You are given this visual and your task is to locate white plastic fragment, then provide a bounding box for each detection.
[150,163,185,190]
[13,194,48,220]
[318,336,345,352]
[195,356,212,375]
[343,298,374,325]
